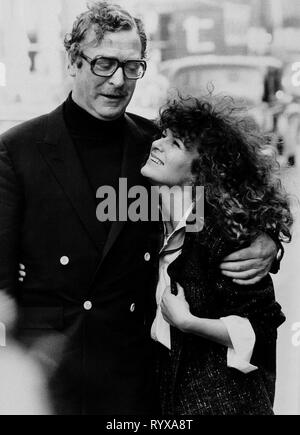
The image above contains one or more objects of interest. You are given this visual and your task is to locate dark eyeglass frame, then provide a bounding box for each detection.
[80,53,147,80]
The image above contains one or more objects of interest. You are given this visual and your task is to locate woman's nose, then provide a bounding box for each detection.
[152,137,166,151]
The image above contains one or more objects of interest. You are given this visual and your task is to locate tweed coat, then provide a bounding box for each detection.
[158,214,285,416]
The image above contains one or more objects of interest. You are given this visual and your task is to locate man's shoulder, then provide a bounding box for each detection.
[0,104,64,148]
[126,112,159,136]
[0,115,47,144]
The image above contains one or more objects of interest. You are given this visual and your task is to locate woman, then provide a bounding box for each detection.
[141,95,293,415]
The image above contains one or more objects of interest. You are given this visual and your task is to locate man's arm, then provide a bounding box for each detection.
[0,138,22,298]
[219,233,279,286]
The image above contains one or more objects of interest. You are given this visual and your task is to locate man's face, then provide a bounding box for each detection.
[70,28,142,121]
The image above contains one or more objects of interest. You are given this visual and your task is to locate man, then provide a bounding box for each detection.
[0,2,279,415]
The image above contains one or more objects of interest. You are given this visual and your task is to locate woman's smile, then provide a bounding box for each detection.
[149,153,164,166]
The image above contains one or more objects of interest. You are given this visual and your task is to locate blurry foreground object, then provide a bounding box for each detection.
[0,292,52,415]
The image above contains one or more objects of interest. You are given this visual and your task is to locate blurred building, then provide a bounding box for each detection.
[1,0,300,120]
[117,0,300,60]
[0,0,68,122]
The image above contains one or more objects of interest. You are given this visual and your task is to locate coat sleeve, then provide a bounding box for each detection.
[0,138,22,297]
[215,272,285,363]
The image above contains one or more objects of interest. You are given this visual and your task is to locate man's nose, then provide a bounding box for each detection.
[108,66,125,87]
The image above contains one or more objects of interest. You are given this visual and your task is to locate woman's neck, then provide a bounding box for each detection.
[158,185,193,234]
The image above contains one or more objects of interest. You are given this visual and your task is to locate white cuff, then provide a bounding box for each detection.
[151,306,171,350]
[220,316,258,374]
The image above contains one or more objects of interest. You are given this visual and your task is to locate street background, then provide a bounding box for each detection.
[0,0,300,414]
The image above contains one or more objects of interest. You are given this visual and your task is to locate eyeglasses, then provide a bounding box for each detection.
[80,53,147,80]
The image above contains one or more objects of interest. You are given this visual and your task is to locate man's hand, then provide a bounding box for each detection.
[161,284,192,332]
[220,233,278,286]
[0,291,17,332]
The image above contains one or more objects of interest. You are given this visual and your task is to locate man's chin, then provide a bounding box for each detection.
[93,106,126,121]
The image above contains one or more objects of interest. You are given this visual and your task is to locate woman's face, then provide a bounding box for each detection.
[141,129,198,187]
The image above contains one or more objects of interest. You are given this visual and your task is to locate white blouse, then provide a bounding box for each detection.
[151,209,258,374]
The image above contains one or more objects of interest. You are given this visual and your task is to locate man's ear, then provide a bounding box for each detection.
[67,51,83,77]
[67,58,77,78]
[68,59,83,77]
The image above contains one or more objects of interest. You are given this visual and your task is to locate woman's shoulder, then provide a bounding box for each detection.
[184,212,247,266]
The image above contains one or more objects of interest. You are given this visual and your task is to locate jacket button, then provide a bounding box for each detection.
[144,252,151,262]
[60,256,70,266]
[130,303,136,313]
[83,301,92,311]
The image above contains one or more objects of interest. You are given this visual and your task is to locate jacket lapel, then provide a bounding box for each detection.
[37,105,107,253]
[100,114,150,264]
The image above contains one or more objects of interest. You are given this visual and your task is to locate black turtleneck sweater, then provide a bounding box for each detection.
[63,94,126,234]
[63,93,125,200]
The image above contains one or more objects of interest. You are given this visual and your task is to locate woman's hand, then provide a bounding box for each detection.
[160,283,193,332]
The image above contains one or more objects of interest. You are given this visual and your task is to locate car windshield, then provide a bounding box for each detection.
[174,65,265,105]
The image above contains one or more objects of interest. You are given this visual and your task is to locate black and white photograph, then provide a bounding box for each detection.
[0,0,299,417]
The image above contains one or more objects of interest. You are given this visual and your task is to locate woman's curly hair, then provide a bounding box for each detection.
[158,95,293,244]
[64,1,147,65]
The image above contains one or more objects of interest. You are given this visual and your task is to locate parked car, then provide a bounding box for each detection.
[159,55,284,140]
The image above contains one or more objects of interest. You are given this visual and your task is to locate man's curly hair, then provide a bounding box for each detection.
[158,95,293,244]
[64,1,147,65]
